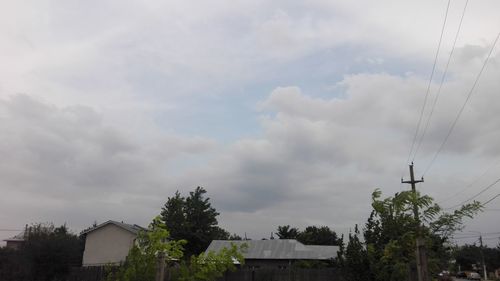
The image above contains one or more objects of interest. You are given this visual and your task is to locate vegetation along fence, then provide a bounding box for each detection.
[68,267,343,281]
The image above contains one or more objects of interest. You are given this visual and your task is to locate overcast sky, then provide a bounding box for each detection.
[1,0,500,246]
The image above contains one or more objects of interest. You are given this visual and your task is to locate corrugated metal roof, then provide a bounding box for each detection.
[205,239,338,260]
[81,220,146,235]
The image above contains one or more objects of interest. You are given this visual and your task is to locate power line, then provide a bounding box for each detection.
[412,0,469,162]
[406,0,451,165]
[0,229,22,232]
[483,193,500,206]
[483,237,500,241]
[444,177,500,210]
[437,158,500,204]
[423,30,500,176]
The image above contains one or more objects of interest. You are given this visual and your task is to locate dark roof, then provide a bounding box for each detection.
[81,220,146,235]
[205,239,338,260]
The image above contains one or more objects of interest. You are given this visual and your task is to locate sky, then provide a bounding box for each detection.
[1,0,500,246]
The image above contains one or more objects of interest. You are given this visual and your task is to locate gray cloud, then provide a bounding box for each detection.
[1,1,500,245]
[0,95,216,235]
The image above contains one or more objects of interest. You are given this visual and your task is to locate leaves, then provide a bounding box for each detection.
[160,187,225,257]
[362,189,483,281]
[175,243,246,281]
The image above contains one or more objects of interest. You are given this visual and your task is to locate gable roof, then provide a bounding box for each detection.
[4,231,25,242]
[205,239,338,260]
[81,220,146,235]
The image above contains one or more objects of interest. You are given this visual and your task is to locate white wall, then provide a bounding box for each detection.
[82,224,137,266]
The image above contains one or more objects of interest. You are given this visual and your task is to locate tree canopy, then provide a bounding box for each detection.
[357,189,482,281]
[275,225,342,245]
[0,223,84,281]
[161,187,230,257]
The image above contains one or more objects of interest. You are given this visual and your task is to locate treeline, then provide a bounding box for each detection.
[0,224,83,281]
[454,244,500,272]
[0,186,487,281]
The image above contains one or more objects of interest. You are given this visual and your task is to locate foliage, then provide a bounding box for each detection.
[0,223,83,281]
[275,225,299,239]
[275,225,341,246]
[108,216,186,281]
[297,226,342,246]
[362,189,482,281]
[453,244,500,272]
[109,216,245,281]
[343,225,371,281]
[174,243,246,281]
[228,233,243,240]
[161,187,228,257]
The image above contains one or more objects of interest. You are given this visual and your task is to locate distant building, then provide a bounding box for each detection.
[205,239,339,269]
[81,220,145,266]
[3,231,25,250]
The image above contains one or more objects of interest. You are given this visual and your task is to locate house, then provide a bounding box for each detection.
[81,220,145,266]
[205,239,339,269]
[3,231,25,250]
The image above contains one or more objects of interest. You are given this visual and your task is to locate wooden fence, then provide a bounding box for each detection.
[68,267,342,281]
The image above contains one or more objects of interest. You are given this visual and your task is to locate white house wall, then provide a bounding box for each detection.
[82,224,137,266]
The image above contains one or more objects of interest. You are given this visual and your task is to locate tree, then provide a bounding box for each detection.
[174,243,246,281]
[0,223,84,281]
[109,217,245,281]
[363,189,482,281]
[161,187,227,257]
[454,244,500,272]
[275,225,299,239]
[108,216,185,281]
[161,191,186,241]
[297,226,341,245]
[343,225,371,281]
[228,233,243,240]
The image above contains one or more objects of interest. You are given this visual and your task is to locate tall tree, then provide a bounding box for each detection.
[275,225,299,239]
[363,189,481,281]
[161,187,225,257]
[343,225,371,281]
[297,226,341,245]
[161,191,186,242]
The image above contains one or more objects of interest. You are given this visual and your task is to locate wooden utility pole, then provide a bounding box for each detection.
[402,163,428,281]
[479,235,488,280]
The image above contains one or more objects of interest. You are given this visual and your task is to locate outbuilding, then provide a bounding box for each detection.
[81,220,145,266]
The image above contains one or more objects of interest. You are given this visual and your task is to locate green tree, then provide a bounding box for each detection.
[174,243,246,281]
[363,189,481,281]
[343,225,371,281]
[297,226,341,245]
[0,223,84,281]
[109,217,245,281]
[275,225,299,239]
[161,187,227,257]
[454,244,500,272]
[109,216,186,281]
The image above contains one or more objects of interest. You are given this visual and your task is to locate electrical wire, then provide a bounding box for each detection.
[405,0,451,165]
[412,0,469,162]
[423,30,500,176]
[444,177,500,210]
[483,193,500,206]
[437,158,500,204]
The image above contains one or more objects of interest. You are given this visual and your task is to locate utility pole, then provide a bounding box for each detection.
[479,235,488,280]
[470,231,488,280]
[402,163,428,281]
